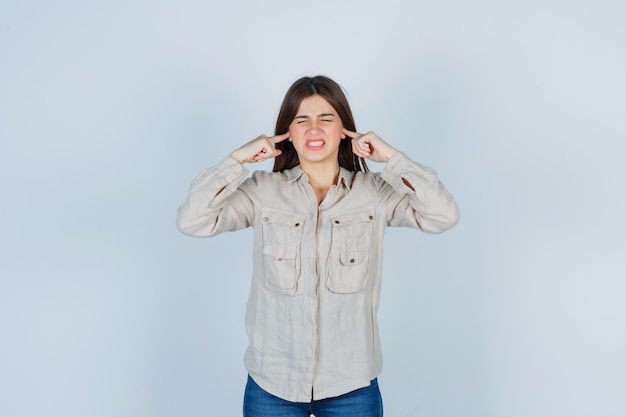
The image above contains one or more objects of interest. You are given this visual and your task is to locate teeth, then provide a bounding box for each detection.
[307,140,324,147]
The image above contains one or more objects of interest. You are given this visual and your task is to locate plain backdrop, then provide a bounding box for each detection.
[1,1,625,416]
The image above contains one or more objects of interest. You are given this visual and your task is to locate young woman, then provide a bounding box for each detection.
[176,76,460,417]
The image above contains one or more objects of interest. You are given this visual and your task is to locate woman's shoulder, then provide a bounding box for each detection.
[346,169,386,191]
[246,166,301,184]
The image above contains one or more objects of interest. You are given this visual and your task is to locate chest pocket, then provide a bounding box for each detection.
[327,207,375,294]
[261,208,305,295]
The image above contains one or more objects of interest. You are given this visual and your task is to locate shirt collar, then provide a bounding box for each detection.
[284,165,354,190]
[338,167,354,189]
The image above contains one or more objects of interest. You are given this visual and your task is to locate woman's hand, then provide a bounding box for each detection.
[343,129,398,163]
[230,133,290,164]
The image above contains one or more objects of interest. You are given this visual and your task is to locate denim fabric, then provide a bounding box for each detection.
[243,375,383,417]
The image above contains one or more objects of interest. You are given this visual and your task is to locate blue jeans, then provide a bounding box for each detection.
[243,375,383,417]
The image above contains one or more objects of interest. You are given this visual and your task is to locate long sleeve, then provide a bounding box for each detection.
[380,151,460,233]
[176,155,255,237]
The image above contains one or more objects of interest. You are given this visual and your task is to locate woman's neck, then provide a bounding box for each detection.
[301,161,340,204]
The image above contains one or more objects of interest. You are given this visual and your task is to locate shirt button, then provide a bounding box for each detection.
[369,215,374,220]
[294,223,300,227]
[350,258,355,263]
[334,220,340,224]
[263,217,269,222]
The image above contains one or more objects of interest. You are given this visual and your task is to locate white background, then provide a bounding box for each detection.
[1,1,625,416]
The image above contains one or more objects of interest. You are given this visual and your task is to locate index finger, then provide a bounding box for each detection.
[342,128,362,139]
[269,132,291,144]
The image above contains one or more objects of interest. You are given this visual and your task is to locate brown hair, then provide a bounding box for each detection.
[272,76,368,173]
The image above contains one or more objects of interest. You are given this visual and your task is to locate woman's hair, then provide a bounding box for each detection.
[273,76,368,173]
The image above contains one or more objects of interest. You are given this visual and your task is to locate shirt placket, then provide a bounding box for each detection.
[310,182,344,399]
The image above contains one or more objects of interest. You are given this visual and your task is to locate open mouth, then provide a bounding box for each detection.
[306,139,325,149]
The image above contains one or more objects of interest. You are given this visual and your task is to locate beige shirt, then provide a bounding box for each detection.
[176,151,460,402]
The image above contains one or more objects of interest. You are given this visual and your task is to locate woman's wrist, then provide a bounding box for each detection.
[383,148,398,163]
[230,149,247,164]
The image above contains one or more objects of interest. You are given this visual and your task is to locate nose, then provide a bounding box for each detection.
[308,119,323,132]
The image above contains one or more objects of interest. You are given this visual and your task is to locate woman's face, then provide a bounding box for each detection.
[288,94,345,168]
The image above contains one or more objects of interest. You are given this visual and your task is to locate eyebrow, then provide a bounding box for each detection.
[294,113,336,119]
